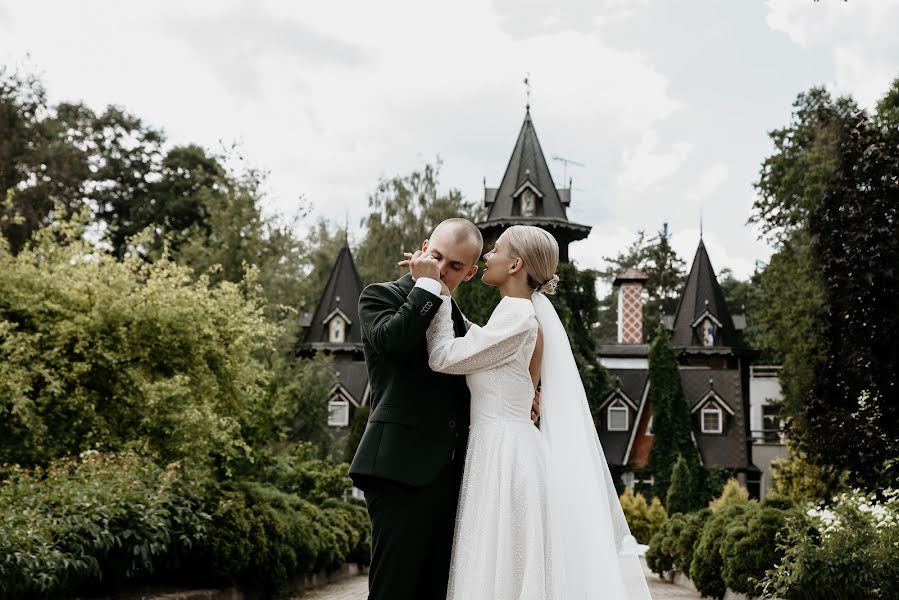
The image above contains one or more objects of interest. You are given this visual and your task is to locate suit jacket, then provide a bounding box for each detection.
[349,273,471,489]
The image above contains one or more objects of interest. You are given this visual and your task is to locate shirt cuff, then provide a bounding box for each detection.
[414,277,443,297]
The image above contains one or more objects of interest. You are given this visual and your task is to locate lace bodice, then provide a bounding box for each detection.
[426,296,538,425]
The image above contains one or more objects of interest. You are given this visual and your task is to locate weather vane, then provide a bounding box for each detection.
[523,73,531,110]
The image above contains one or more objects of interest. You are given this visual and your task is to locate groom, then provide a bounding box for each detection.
[349,218,538,600]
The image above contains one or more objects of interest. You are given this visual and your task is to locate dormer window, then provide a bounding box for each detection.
[329,316,346,343]
[607,399,629,431]
[692,388,734,435]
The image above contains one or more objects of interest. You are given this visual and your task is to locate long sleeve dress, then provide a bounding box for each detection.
[426,294,553,600]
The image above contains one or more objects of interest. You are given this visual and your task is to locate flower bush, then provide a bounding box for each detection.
[762,489,899,600]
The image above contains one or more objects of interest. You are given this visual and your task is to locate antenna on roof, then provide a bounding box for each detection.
[552,156,585,188]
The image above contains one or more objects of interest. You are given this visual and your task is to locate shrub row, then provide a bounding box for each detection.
[647,482,899,599]
[0,451,370,599]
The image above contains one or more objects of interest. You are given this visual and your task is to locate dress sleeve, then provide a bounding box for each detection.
[426,297,535,375]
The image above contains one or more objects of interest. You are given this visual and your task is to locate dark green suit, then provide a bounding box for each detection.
[349,273,470,600]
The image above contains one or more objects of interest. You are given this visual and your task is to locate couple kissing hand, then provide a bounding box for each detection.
[398,249,450,296]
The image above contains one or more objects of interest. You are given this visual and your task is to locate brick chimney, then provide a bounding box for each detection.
[614,268,650,344]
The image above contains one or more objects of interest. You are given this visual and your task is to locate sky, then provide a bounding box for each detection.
[2,0,898,280]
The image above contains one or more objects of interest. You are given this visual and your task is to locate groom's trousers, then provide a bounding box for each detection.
[363,458,464,600]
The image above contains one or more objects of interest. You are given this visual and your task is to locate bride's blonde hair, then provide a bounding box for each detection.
[505,225,560,295]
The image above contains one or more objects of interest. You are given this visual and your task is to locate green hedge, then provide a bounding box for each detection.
[0,452,371,599]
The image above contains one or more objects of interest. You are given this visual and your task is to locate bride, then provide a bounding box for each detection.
[425,225,652,600]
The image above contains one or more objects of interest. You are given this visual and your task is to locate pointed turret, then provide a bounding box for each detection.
[299,241,364,351]
[670,239,741,350]
[479,109,591,262]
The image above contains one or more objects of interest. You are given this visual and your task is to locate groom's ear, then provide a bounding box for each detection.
[422,239,429,252]
[463,264,478,281]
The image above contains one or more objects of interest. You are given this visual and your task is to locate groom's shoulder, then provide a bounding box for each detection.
[360,279,404,305]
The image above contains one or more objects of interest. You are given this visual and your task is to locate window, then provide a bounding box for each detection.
[700,318,716,346]
[522,190,536,216]
[762,404,781,442]
[329,316,345,343]
[328,398,350,427]
[607,400,629,431]
[701,405,723,434]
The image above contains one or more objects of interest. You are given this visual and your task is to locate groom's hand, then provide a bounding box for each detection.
[398,249,440,281]
[531,388,541,424]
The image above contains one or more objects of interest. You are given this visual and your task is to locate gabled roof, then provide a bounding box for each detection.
[483,109,569,222]
[301,242,364,346]
[671,239,742,349]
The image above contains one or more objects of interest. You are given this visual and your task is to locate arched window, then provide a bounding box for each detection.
[328,398,350,427]
[701,404,723,434]
[700,318,716,346]
[329,316,345,343]
[522,190,536,216]
[607,399,629,431]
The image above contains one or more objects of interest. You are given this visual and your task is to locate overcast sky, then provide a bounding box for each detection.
[2,0,898,280]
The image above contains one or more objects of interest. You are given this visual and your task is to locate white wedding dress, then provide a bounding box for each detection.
[427,292,652,600]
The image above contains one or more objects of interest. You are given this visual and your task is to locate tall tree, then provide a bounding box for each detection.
[355,161,483,285]
[647,326,703,503]
[804,83,899,491]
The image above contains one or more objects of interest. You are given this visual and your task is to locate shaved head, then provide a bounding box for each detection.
[431,218,483,264]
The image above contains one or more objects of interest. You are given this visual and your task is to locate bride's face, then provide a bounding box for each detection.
[481,233,522,288]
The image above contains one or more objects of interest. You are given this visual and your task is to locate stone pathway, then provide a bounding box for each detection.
[294,567,701,599]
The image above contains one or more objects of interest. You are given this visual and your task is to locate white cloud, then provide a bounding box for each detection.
[766,0,899,107]
[617,130,693,193]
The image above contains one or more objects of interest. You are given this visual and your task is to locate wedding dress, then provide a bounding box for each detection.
[426,292,652,600]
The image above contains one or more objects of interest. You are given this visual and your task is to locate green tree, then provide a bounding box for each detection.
[596,224,686,343]
[355,160,483,285]
[343,406,370,464]
[666,454,702,515]
[647,326,703,503]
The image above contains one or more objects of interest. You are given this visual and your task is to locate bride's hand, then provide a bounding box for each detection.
[531,387,541,424]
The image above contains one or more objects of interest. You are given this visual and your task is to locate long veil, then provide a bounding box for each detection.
[532,291,652,600]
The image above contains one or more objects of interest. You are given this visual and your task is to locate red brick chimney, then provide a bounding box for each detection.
[614,268,650,344]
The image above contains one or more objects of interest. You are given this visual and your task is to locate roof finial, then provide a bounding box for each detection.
[523,73,531,111]
[344,212,350,246]
[700,207,703,239]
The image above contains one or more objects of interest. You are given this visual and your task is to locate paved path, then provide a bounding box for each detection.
[294,567,701,599]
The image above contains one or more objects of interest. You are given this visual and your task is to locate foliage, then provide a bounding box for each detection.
[355,160,483,285]
[690,502,755,599]
[260,443,353,505]
[708,478,749,512]
[0,451,208,598]
[596,223,686,343]
[762,489,899,600]
[646,508,711,579]
[647,327,703,504]
[666,454,702,515]
[719,503,801,596]
[0,216,279,471]
[803,87,899,490]
[771,441,847,504]
[619,488,668,545]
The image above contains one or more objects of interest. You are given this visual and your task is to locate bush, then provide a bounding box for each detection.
[0,451,208,598]
[620,488,668,544]
[646,508,711,579]
[708,478,749,512]
[690,502,754,599]
[666,454,702,514]
[762,489,899,600]
[720,504,801,595]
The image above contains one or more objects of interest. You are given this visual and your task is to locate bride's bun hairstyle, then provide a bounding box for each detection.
[505,225,560,295]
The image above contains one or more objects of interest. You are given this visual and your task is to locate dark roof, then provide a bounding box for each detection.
[482,109,570,223]
[671,239,742,349]
[598,344,651,358]
[599,369,650,464]
[679,368,749,469]
[334,358,369,406]
[301,242,364,346]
